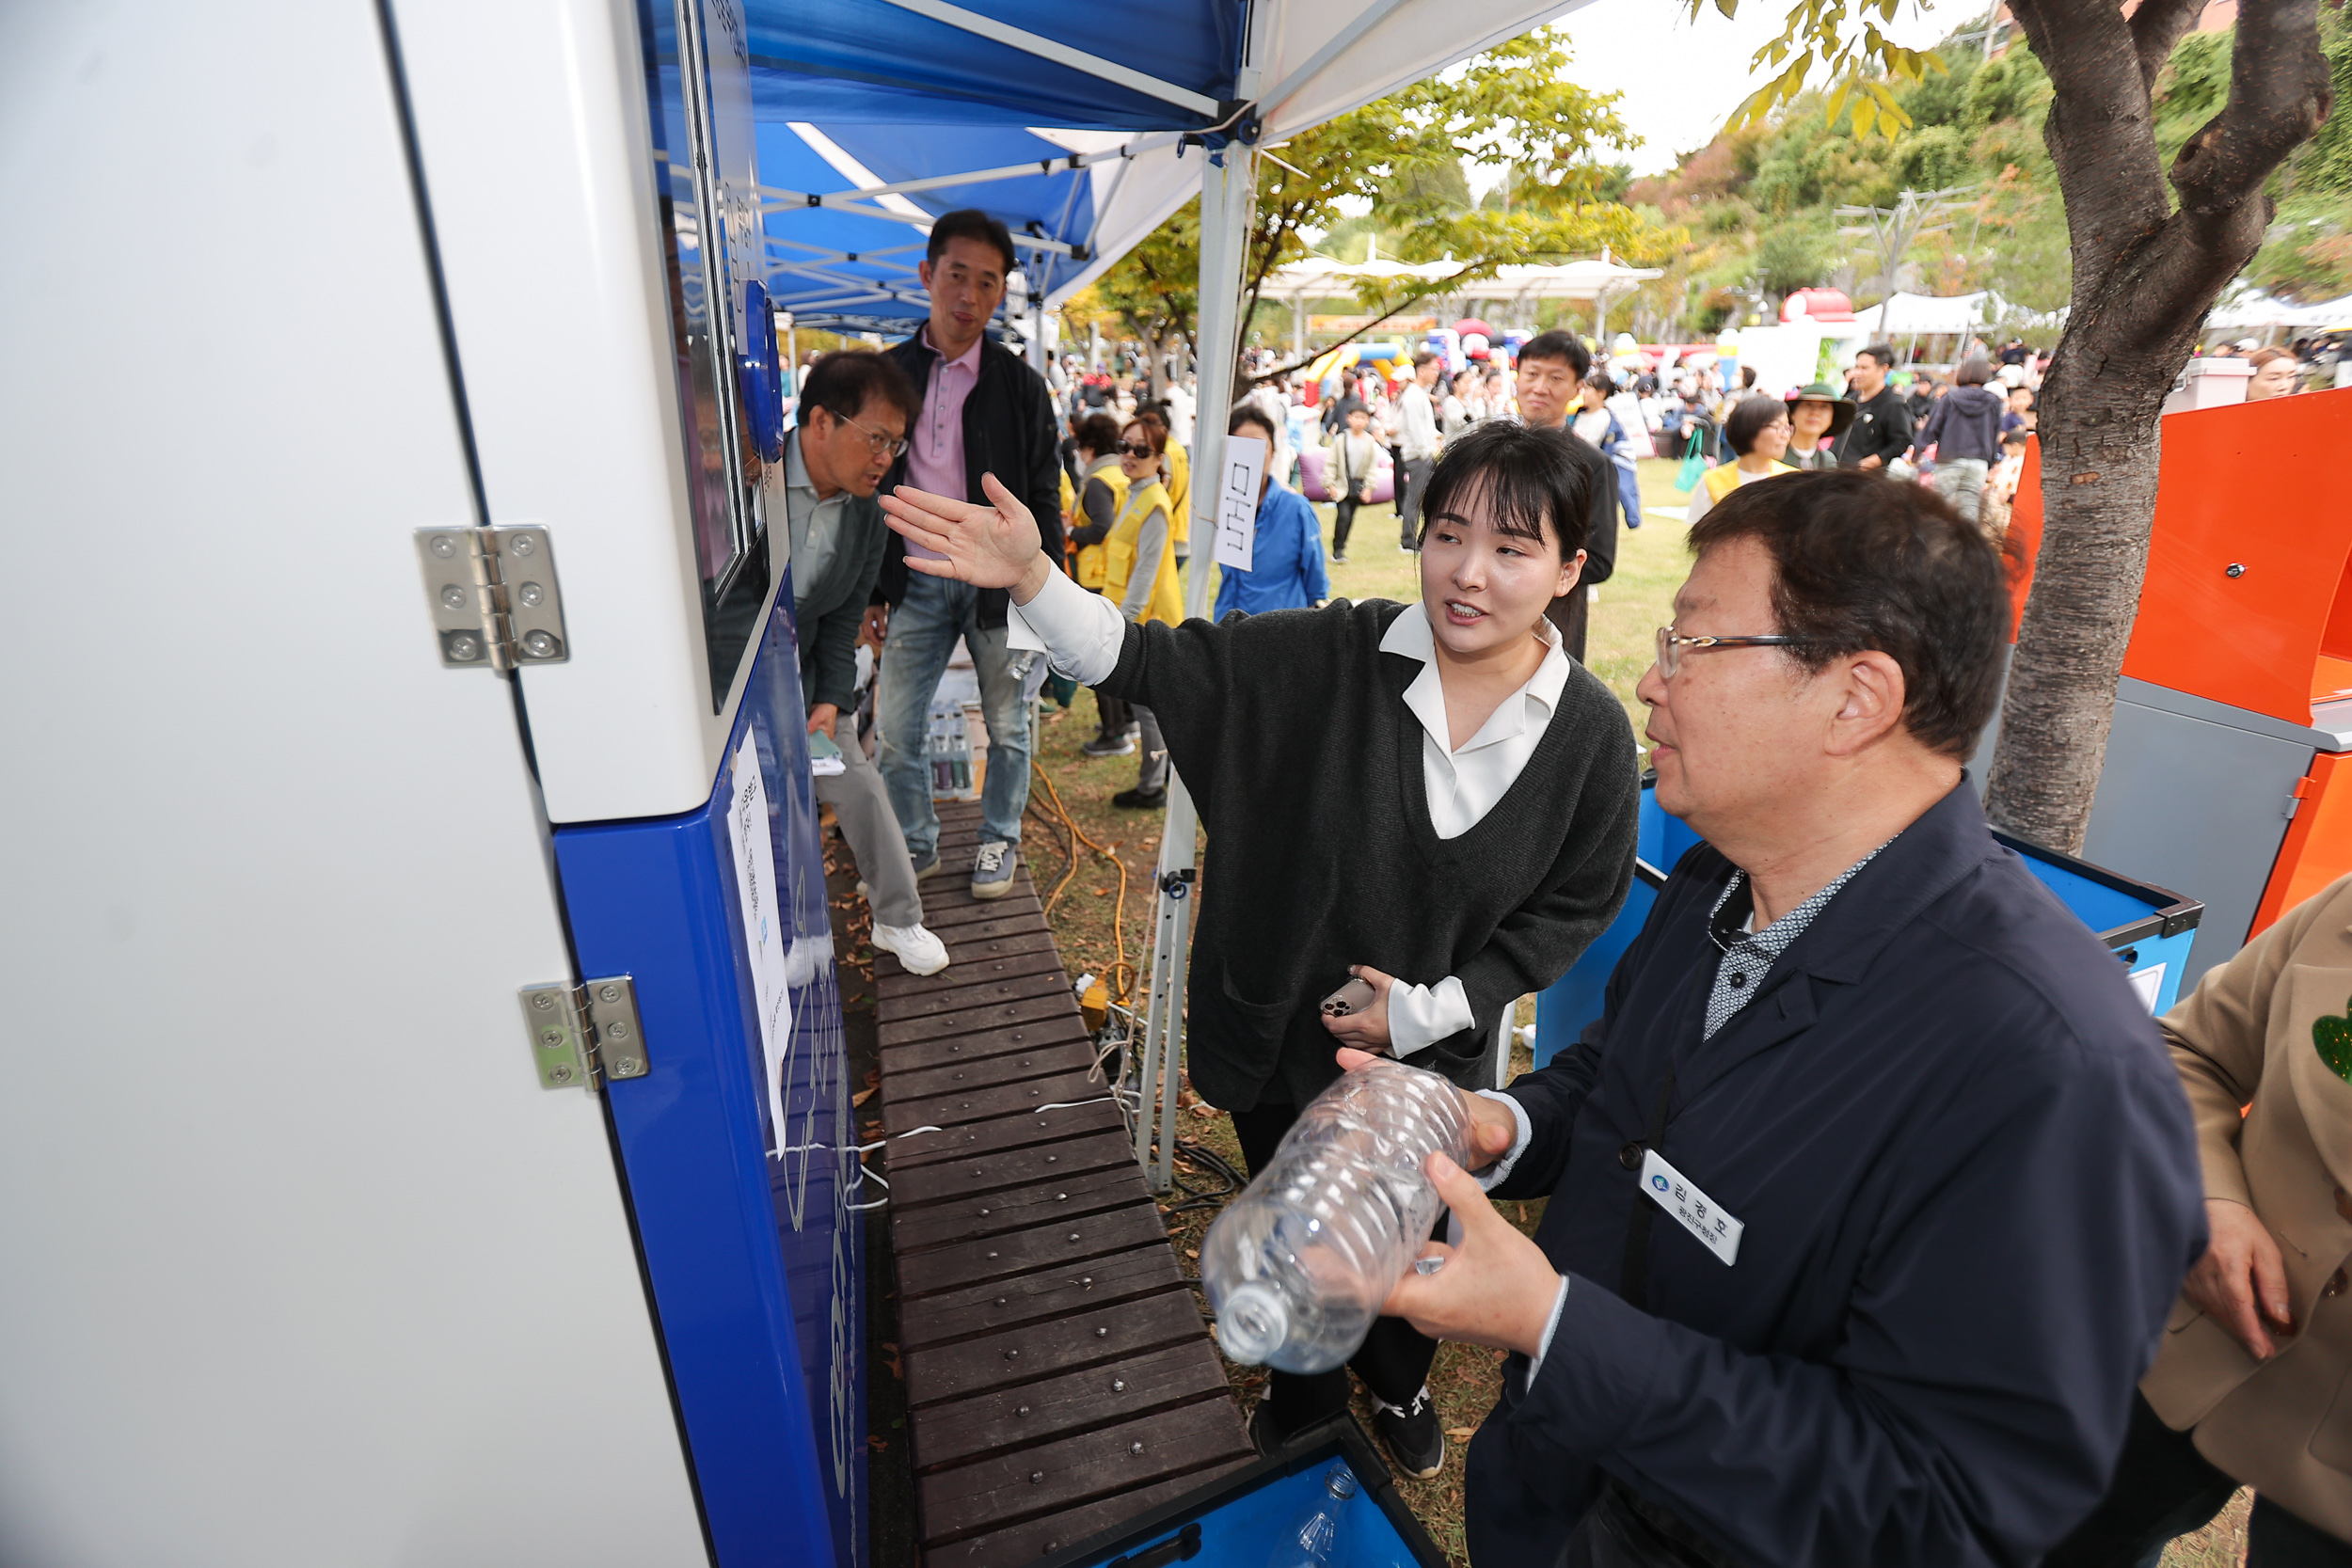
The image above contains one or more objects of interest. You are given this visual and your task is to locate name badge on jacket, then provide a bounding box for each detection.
[1641,1148,1744,1266]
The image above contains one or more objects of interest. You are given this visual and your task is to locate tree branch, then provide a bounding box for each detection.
[2127,0,2206,96]
[2169,0,2332,218]
[2008,0,2174,259]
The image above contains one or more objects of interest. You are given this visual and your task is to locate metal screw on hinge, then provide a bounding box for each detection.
[438,585,468,610]
[539,1028,565,1048]
[532,993,556,1012]
[449,633,482,661]
[516,582,545,608]
[597,984,621,1004]
[605,1021,630,1040]
[509,533,536,557]
[429,535,458,559]
[520,630,559,658]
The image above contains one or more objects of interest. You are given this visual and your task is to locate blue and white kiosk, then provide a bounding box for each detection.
[1,1,1597,1562]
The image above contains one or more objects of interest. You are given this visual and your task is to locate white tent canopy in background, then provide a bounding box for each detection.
[2204,290,2352,332]
[1851,290,1995,338]
[1261,252,1666,356]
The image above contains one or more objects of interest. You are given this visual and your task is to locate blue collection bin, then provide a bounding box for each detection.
[1034,1417,1443,1568]
[1535,779,2204,1068]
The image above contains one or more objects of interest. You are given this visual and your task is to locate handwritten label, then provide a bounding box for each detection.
[1213,435,1267,573]
[725,733,793,1151]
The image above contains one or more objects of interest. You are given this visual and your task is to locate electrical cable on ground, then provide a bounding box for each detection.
[1027,755,1136,1009]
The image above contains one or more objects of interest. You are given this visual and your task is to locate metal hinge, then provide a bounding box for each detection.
[415,526,568,671]
[518,977,650,1090]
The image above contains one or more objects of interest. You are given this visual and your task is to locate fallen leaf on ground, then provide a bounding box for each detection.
[867,1435,890,1453]
[1185,1247,1200,1259]
[1445,1426,1479,1440]
[851,1087,877,1107]
[1092,886,1113,897]
[1190,1103,1221,1119]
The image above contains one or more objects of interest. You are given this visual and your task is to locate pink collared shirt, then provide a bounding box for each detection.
[905,325,983,501]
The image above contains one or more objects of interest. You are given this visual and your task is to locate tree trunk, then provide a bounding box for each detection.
[1983,0,2329,851]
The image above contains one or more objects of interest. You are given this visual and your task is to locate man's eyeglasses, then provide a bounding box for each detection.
[1654,626,1820,680]
[835,410,908,459]
[1118,441,1156,458]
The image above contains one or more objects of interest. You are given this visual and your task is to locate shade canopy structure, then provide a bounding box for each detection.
[746,0,1594,330]
[1849,289,2002,338]
[2204,290,2352,332]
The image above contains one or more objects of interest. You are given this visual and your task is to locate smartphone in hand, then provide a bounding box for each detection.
[1320,976,1376,1018]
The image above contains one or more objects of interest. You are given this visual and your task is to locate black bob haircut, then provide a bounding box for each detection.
[926,209,1017,276]
[1724,393,1789,457]
[1688,469,2010,760]
[1414,420,1596,561]
[800,350,917,426]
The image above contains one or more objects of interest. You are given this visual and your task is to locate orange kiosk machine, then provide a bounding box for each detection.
[1991,387,2352,988]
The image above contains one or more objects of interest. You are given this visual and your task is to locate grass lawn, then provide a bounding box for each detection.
[1003,459,2243,1568]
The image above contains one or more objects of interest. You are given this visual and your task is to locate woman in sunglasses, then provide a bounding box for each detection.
[879,417,1638,1481]
[1101,418,1183,807]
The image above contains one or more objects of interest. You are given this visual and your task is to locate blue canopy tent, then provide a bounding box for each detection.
[742,0,1592,1184]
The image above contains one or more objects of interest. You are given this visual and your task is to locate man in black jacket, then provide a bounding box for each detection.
[1832,343,1915,470]
[871,211,1065,898]
[1512,330,1615,663]
[1373,471,2206,1566]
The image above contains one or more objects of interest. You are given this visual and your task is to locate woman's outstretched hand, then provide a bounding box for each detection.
[878,472,1054,602]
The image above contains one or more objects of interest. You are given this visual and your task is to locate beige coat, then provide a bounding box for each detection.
[2143,873,2352,1541]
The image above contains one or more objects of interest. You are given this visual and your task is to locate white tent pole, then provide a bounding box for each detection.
[1131,143,1255,1193]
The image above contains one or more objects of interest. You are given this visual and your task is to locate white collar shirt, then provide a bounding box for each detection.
[1378,606,1574,840]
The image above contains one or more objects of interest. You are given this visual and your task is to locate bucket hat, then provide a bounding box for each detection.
[1785,380,1858,437]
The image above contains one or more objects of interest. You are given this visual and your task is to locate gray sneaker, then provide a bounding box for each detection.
[1080,734,1136,758]
[970,839,1017,899]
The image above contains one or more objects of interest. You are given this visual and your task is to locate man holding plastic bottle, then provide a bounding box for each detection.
[1345,470,2206,1567]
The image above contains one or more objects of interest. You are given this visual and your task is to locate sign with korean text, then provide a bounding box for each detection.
[1213,434,1267,573]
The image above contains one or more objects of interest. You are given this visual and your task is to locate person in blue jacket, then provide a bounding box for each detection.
[1356,469,2208,1567]
[1212,404,1329,620]
[1570,370,1645,532]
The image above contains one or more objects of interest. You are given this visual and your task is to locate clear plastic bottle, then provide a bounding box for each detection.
[1202,1057,1471,1374]
[1267,1465,1358,1568]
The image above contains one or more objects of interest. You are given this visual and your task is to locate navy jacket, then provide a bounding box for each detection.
[1469,783,2205,1567]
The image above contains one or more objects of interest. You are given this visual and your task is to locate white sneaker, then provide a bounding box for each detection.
[871,921,949,976]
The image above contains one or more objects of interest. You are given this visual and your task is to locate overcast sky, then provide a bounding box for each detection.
[1547,0,1976,177]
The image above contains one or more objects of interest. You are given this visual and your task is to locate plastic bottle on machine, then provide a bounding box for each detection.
[1267,1465,1359,1568]
[1200,1056,1472,1375]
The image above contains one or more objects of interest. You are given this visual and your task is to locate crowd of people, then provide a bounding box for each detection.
[783,213,2350,1564]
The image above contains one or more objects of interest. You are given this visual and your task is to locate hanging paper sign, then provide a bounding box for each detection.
[725,732,793,1151]
[1213,434,1266,573]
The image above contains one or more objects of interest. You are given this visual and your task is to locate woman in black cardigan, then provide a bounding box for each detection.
[880,419,1639,1475]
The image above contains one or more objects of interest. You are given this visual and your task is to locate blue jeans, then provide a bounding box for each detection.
[875,574,1034,862]
[1614,456,1643,531]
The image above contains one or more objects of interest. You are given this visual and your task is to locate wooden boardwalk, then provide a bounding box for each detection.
[874,799,1252,1568]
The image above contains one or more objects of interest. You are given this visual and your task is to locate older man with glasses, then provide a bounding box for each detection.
[1353,469,2206,1567]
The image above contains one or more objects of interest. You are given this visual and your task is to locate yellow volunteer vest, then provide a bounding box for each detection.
[1073,467,1129,591]
[1163,441,1191,549]
[1702,459,1795,505]
[1103,479,1183,627]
